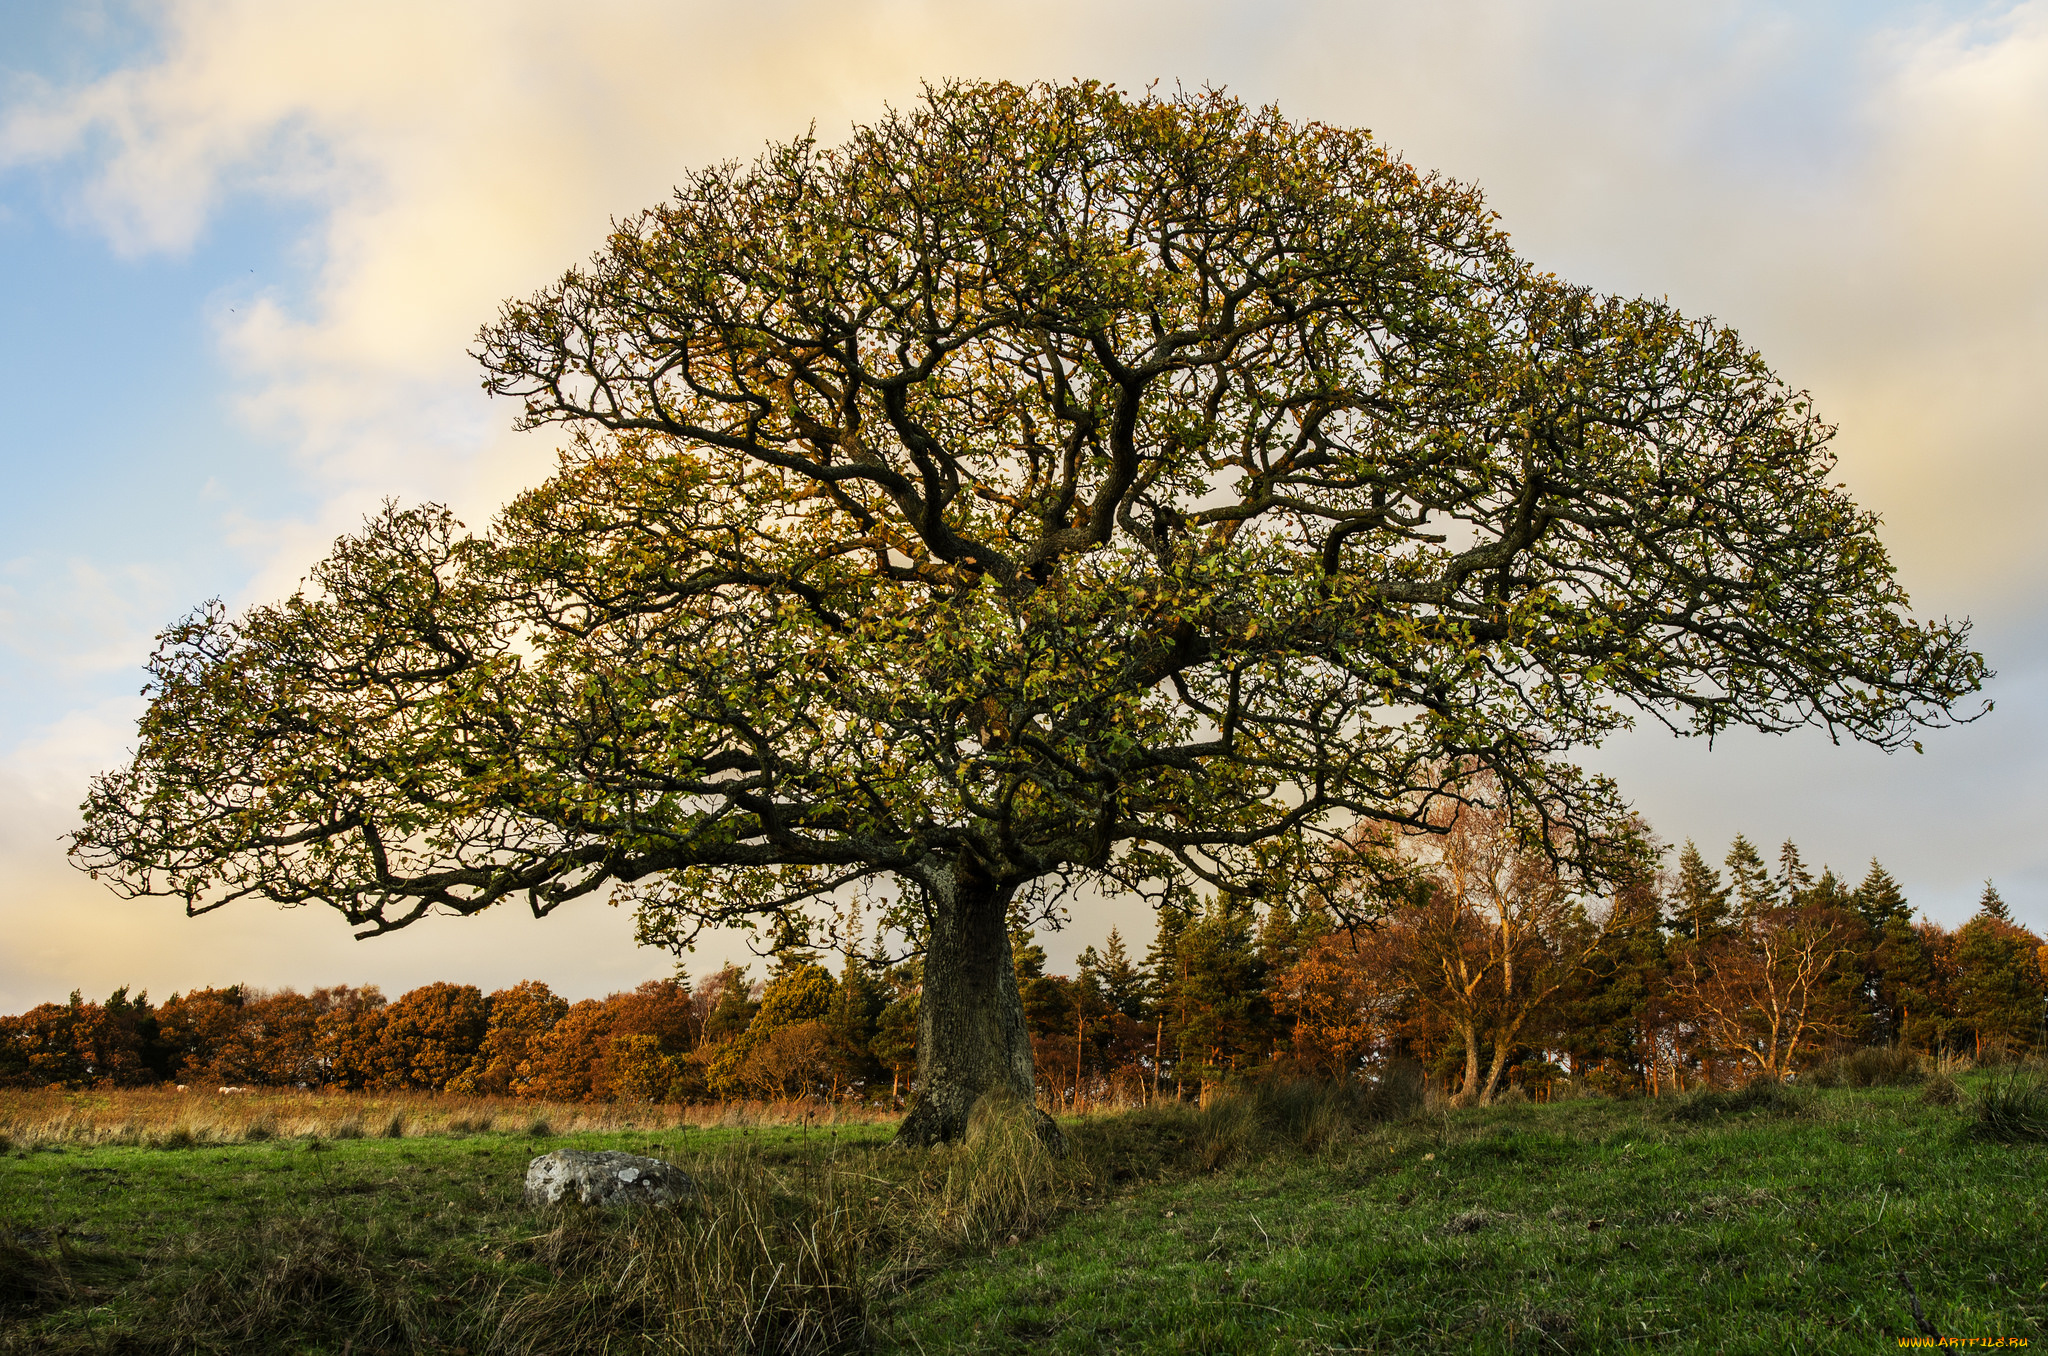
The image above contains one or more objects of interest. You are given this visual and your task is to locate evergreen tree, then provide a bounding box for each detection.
[1806,866,1876,1045]
[1555,875,1669,1092]
[1009,926,1050,981]
[1008,926,1071,1040]
[1951,913,2046,1055]
[870,960,922,1101]
[1077,927,1150,1022]
[766,915,820,978]
[1977,882,2013,923]
[1669,841,1731,941]
[825,950,890,1096]
[700,965,758,1044]
[1142,899,1197,1093]
[1725,835,1775,917]
[1165,896,1272,1089]
[1853,860,1911,929]
[1776,840,1814,906]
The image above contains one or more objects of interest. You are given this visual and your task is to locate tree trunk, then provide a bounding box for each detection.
[1478,1012,1529,1106]
[1453,1019,1483,1107]
[895,867,1064,1151]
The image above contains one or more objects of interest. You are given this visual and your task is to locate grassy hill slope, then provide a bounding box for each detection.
[2,1078,2042,1353]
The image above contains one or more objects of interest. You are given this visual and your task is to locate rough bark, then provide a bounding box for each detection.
[895,868,1065,1151]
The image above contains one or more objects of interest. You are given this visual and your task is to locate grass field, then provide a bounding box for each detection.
[2,1076,2043,1353]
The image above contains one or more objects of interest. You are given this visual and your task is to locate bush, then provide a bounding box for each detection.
[1808,1047,1924,1088]
[1918,1073,1964,1107]
[1668,1079,1806,1123]
[1971,1075,2048,1144]
[1195,1075,1421,1171]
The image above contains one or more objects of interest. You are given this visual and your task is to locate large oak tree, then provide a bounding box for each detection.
[73,82,1984,1144]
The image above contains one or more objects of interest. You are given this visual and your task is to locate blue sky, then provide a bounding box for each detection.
[2,0,2045,1010]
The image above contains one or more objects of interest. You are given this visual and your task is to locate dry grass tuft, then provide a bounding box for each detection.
[1972,1074,2048,1144]
[913,1092,1065,1250]
[1668,1079,1806,1123]
[1919,1072,1964,1106]
[1807,1047,1925,1088]
[0,1087,896,1151]
[1194,1076,1422,1171]
[496,1152,873,1355]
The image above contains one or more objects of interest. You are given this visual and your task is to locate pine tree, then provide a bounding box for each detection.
[700,965,757,1044]
[1807,866,1875,1045]
[1951,909,2046,1055]
[1776,840,1814,906]
[1849,859,1920,1046]
[824,950,889,1097]
[1977,882,2013,923]
[1853,860,1911,929]
[1669,841,1731,941]
[766,915,820,978]
[1556,874,1669,1093]
[1077,927,1150,1022]
[1169,895,1272,1089]
[1725,835,1775,917]
[1008,926,1070,1040]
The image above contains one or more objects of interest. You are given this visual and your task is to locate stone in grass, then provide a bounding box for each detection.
[524,1149,693,1208]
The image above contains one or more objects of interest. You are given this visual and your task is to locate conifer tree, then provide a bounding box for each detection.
[1977,882,2013,923]
[1803,866,1875,1045]
[1077,927,1150,1023]
[699,966,757,1044]
[1951,909,2045,1056]
[1670,841,1731,941]
[1725,836,1776,917]
[1853,860,1911,929]
[1167,896,1272,1090]
[824,950,890,1097]
[1555,873,1670,1092]
[1776,841,1815,906]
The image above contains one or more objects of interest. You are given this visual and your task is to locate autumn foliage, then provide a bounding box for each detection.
[6,837,2044,1101]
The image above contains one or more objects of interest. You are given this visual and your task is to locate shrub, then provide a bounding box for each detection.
[1808,1047,1924,1088]
[1195,1076,1420,1171]
[1918,1073,1964,1107]
[1668,1079,1805,1123]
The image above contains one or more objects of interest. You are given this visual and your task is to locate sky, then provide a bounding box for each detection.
[2,0,2046,1011]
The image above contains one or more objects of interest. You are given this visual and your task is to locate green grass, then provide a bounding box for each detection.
[884,1086,2047,1354]
[1,1083,2042,1353]
[0,1121,896,1353]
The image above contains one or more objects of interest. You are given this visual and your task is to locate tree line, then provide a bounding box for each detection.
[9,818,2045,1105]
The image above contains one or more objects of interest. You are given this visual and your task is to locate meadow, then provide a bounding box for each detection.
[2,1073,2043,1353]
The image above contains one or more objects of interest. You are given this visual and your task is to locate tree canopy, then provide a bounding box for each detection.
[72,81,1985,1141]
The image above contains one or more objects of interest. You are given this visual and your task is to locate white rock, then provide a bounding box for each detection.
[523,1149,691,1208]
